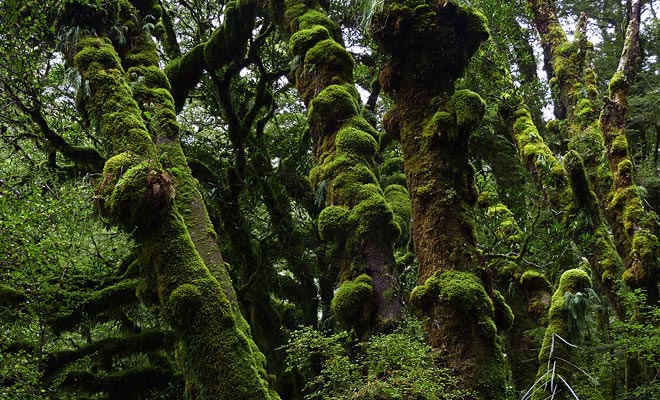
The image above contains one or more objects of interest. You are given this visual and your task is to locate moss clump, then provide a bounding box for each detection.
[165,283,203,330]
[520,270,551,290]
[289,25,331,56]
[609,186,645,232]
[335,126,378,157]
[623,230,660,287]
[304,39,354,81]
[102,152,138,177]
[297,9,343,43]
[73,37,121,70]
[423,111,455,139]
[610,134,629,156]
[452,89,486,131]
[308,85,359,129]
[411,271,494,320]
[331,274,374,329]
[105,163,174,230]
[559,268,592,293]
[608,70,627,97]
[318,206,355,240]
[353,193,399,240]
[573,98,596,126]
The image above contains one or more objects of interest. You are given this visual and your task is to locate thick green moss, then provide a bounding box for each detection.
[573,98,596,126]
[411,271,494,318]
[297,9,342,42]
[289,25,331,56]
[609,186,645,231]
[353,193,399,240]
[103,152,138,177]
[165,43,205,111]
[610,134,629,155]
[558,268,591,292]
[73,38,121,70]
[335,126,378,157]
[331,274,374,329]
[452,89,486,131]
[318,206,355,240]
[423,111,455,139]
[105,163,174,230]
[165,283,203,330]
[308,85,359,128]
[608,70,627,97]
[304,39,354,80]
[623,230,660,287]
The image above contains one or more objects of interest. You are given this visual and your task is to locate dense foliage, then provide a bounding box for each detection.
[3,0,660,399]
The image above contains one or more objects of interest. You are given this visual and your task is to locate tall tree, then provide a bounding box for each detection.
[371,2,509,398]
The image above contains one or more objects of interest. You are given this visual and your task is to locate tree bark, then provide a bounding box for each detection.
[372,2,508,398]
[65,1,279,397]
[599,0,660,303]
[278,0,402,335]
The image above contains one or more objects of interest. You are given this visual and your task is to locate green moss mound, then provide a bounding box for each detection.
[331,274,374,329]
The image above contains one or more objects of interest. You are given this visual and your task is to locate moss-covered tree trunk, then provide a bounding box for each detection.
[64,2,278,398]
[372,2,508,398]
[529,0,660,304]
[278,0,402,334]
[531,269,604,399]
[600,0,660,302]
